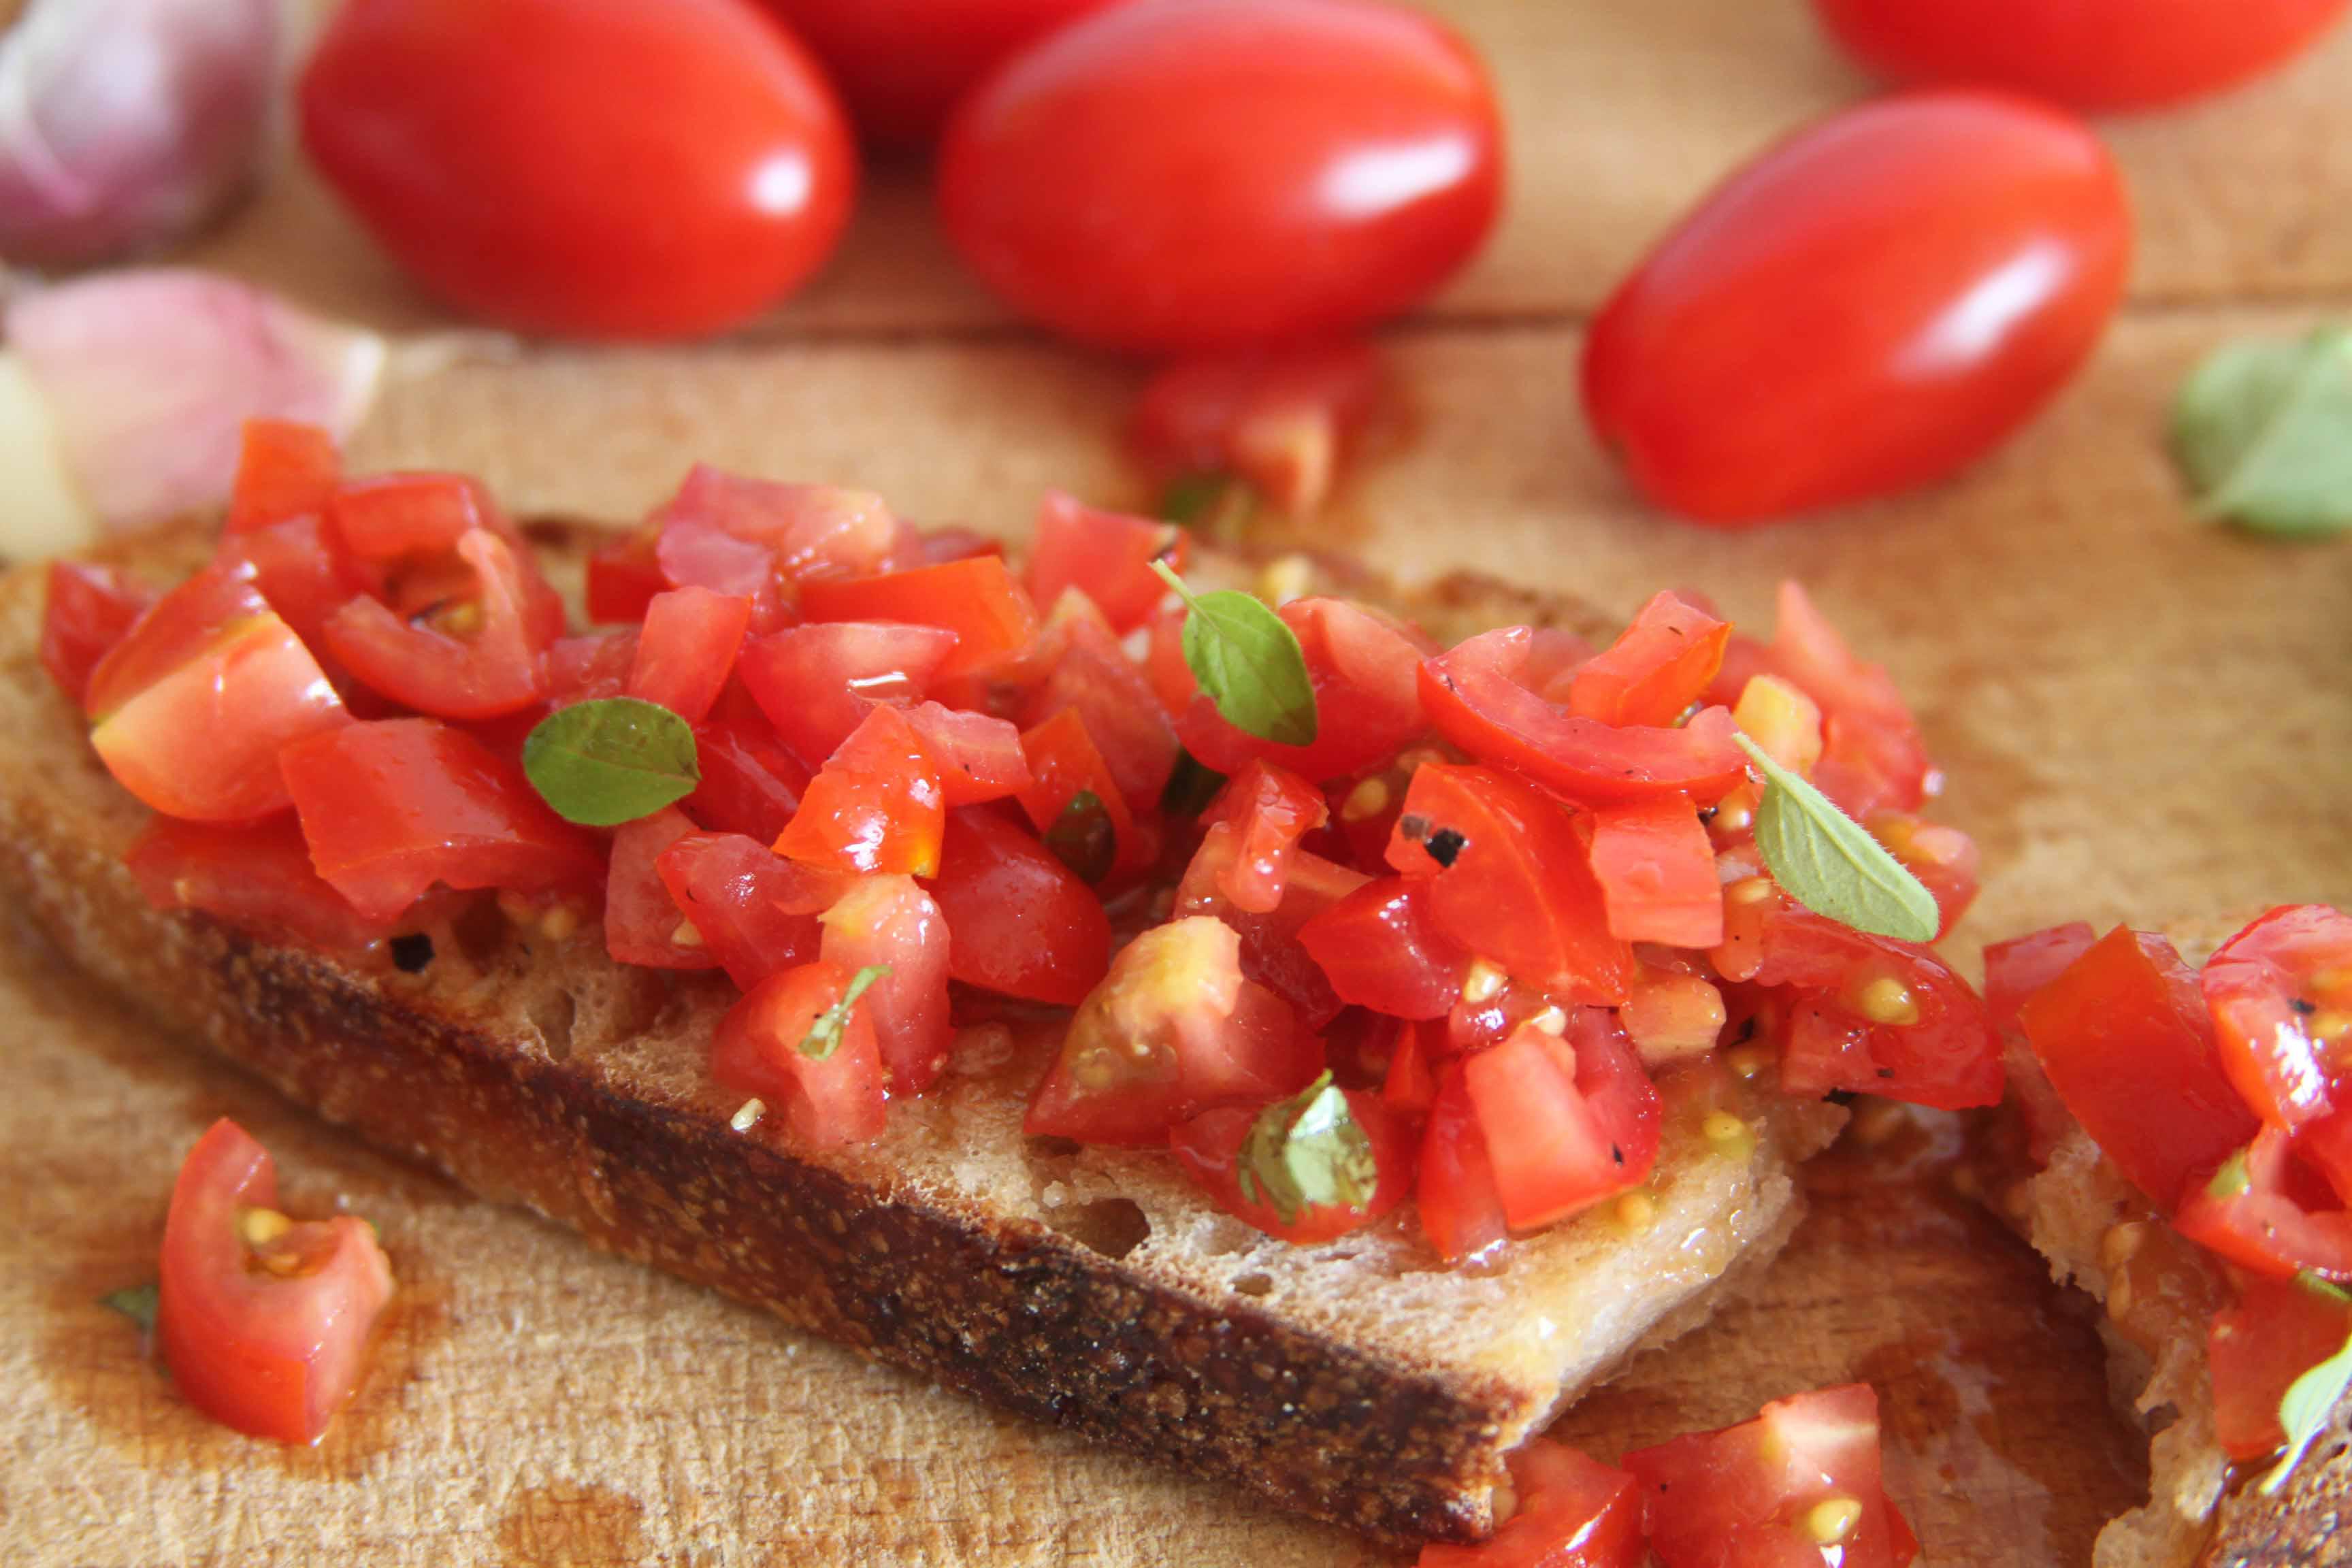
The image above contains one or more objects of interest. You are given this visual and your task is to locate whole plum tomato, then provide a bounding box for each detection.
[1582,91,2130,525]
[1812,0,2351,111]
[760,0,1120,146]
[938,0,1503,354]
[300,0,858,338]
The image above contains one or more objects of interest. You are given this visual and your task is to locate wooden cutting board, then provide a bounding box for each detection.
[8,3,2352,1563]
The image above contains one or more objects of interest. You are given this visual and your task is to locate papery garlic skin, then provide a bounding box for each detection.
[0,0,278,265]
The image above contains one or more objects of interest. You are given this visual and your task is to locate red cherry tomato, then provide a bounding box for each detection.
[2202,904,2352,1132]
[605,808,724,972]
[2210,1276,2352,1464]
[1461,1015,1660,1232]
[817,874,954,1095]
[1024,493,1185,634]
[1169,1086,1415,1244]
[938,0,1503,353]
[712,960,889,1148]
[1582,91,2131,525]
[39,561,154,708]
[1624,1384,1919,1568]
[2016,925,2257,1208]
[1024,916,1318,1146]
[655,831,836,991]
[759,0,1120,145]
[1812,0,2352,111]
[926,806,1111,1005]
[1416,1439,1646,1568]
[299,0,857,338]
[774,705,949,878]
[279,718,604,924]
[127,817,403,953]
[1298,875,1467,1021]
[87,565,349,823]
[159,1120,395,1444]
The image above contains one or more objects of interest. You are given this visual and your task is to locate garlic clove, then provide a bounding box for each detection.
[5,267,386,537]
[0,346,93,560]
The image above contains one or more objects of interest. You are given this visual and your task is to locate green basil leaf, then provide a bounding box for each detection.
[2172,327,2352,536]
[1151,561,1318,747]
[799,965,889,1062]
[1735,734,1939,944]
[1045,790,1117,885]
[1159,749,1228,818]
[1236,1071,1377,1227]
[2265,1318,2352,1495]
[522,697,700,827]
[101,1282,160,1337]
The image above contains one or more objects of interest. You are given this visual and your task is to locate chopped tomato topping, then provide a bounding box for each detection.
[627,587,750,725]
[327,472,486,561]
[2175,1127,2352,1281]
[2017,925,2257,1207]
[1025,492,1184,633]
[585,524,666,625]
[127,816,402,953]
[323,529,551,720]
[1872,813,1980,938]
[1417,1067,1509,1263]
[1177,597,1426,783]
[800,556,1039,681]
[736,621,958,766]
[900,702,1031,806]
[1982,921,2098,1032]
[2210,1276,2352,1463]
[818,874,953,1095]
[159,1119,395,1443]
[1170,1086,1415,1244]
[1588,795,1724,948]
[1023,614,1179,808]
[226,419,340,534]
[1175,828,1367,1030]
[1416,1439,1645,1568]
[712,960,888,1148]
[683,683,811,842]
[1298,875,1467,1021]
[214,514,374,655]
[1422,627,1748,806]
[1568,590,1731,728]
[774,706,948,879]
[652,467,898,627]
[926,807,1110,1007]
[40,560,155,707]
[1015,708,1147,877]
[2203,904,2352,1132]
[1200,760,1330,914]
[655,832,834,991]
[280,718,603,924]
[1463,1015,1661,1231]
[605,808,723,971]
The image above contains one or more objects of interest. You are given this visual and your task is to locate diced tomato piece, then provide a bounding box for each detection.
[1015,708,1145,877]
[736,621,959,765]
[1588,795,1723,948]
[1025,492,1184,634]
[159,1119,395,1443]
[926,807,1110,1006]
[1200,760,1330,914]
[1418,1066,1509,1262]
[657,513,784,628]
[586,525,666,625]
[324,529,551,720]
[1463,1015,1660,1231]
[2210,1277,2352,1463]
[658,466,898,591]
[1170,1086,1416,1244]
[280,718,603,924]
[605,808,722,971]
[2204,904,2352,1132]
[40,560,155,706]
[1872,813,1980,938]
[817,874,953,1095]
[1145,601,1198,717]
[1756,902,2004,1111]
[88,566,348,823]
[1384,1017,1444,1117]
[1626,1384,1917,1568]
[1298,876,1467,1021]
[1175,826,1367,1030]
[226,420,340,534]
[800,557,1039,681]
[1622,967,1730,1065]
[774,705,947,879]
[327,472,485,561]
[1417,1439,1646,1568]
[655,832,835,990]
[1130,342,1384,518]
[1177,597,1427,783]
[2176,1128,2352,1281]
[126,815,402,951]
[711,961,888,1149]
[1025,917,1318,1146]
[1569,591,1732,728]
[1021,615,1179,808]
[2017,925,2257,1207]
[1422,627,1748,806]
[1982,921,2097,1032]
[213,514,373,655]
[544,629,640,705]
[684,683,811,843]
[1388,764,1633,1004]
[626,587,749,724]
[900,702,1030,806]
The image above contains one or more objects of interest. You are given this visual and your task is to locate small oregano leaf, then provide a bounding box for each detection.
[2172,327,2352,536]
[1236,1071,1377,1226]
[1734,733,1938,944]
[1045,790,1117,885]
[1150,561,1318,746]
[798,965,889,1061]
[2265,1281,2352,1495]
[522,697,700,827]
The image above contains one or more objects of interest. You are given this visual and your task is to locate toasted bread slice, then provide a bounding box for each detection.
[1983,918,2352,1568]
[0,519,1844,1546]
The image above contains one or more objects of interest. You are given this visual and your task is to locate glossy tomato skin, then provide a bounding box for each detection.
[1022,615,1181,810]
[737,621,959,764]
[926,806,1111,1005]
[128,817,402,953]
[655,831,837,990]
[325,529,551,720]
[761,0,1120,145]
[2202,904,2352,1132]
[938,0,1503,353]
[1025,493,1184,634]
[1169,1088,1414,1244]
[627,587,750,725]
[1416,1439,1646,1568]
[1583,91,2131,525]
[1299,876,1467,1020]
[299,0,857,338]
[774,705,949,878]
[160,1120,395,1444]
[817,874,955,1094]
[1588,796,1723,949]
[1812,0,2351,111]
[2174,1126,2352,1281]
[712,960,889,1147]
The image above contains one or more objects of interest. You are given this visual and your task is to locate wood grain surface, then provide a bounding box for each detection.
[7,2,2352,1564]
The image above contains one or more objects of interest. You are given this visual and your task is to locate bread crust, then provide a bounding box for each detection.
[0,522,1823,1545]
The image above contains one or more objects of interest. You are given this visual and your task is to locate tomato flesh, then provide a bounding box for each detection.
[926,807,1111,1007]
[1569,591,1732,728]
[737,621,958,766]
[226,420,340,535]
[1463,1016,1661,1231]
[799,557,1039,682]
[2202,904,2352,1132]
[1171,1087,1415,1245]
[1178,597,1428,784]
[2175,1127,2352,1281]
[774,706,948,879]
[41,561,155,708]
[1025,492,1183,634]
[159,1120,395,1444]
[1417,1066,1508,1262]
[605,808,723,971]
[655,832,836,991]
[900,703,1032,807]
[712,961,888,1148]
[128,816,402,953]
[1200,761,1330,915]
[2209,1275,2352,1463]
[325,529,551,720]
[1583,90,2129,525]
[1416,1439,1646,1568]
[1132,342,1386,518]
[684,684,812,843]
[1022,615,1180,809]
[627,587,751,725]
[1588,795,1724,949]
[1298,875,1467,1022]
[818,874,954,1095]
